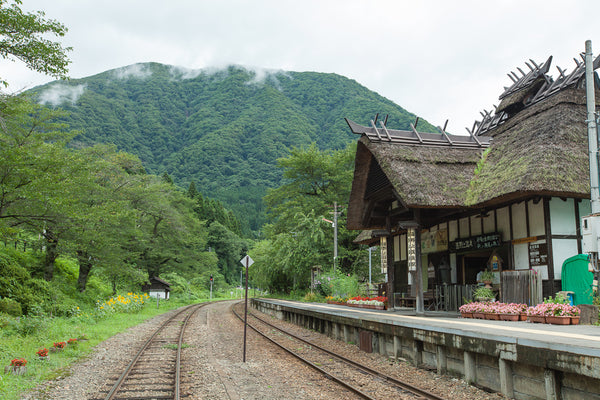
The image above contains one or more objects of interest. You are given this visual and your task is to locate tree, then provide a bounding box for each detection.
[0,0,71,87]
[126,174,209,279]
[253,142,365,292]
[207,221,248,284]
[0,95,77,279]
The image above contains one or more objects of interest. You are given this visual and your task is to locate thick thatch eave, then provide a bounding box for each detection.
[346,136,484,230]
[466,88,592,206]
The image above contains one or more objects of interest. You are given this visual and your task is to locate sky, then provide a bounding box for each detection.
[3,0,600,134]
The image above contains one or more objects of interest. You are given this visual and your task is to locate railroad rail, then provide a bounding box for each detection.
[232,302,446,400]
[93,302,208,400]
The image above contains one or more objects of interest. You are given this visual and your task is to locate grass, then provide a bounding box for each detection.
[0,297,194,400]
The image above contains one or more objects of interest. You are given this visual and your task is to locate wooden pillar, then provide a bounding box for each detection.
[543,198,556,294]
[386,217,395,308]
[575,199,582,254]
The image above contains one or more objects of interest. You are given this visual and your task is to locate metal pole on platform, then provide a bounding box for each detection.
[240,255,253,363]
[586,40,600,214]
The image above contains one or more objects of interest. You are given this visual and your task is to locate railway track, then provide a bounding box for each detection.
[92,302,208,400]
[232,302,446,400]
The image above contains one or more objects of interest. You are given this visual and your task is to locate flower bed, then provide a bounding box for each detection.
[526,303,580,325]
[347,296,387,310]
[459,302,527,320]
[459,301,580,325]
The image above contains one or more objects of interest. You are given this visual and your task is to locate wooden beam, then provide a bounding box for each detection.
[543,198,556,294]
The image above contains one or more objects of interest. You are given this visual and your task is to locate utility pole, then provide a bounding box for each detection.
[584,39,600,286]
[333,202,338,271]
[586,40,600,214]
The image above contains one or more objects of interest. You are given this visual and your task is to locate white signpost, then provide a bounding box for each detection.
[240,255,253,362]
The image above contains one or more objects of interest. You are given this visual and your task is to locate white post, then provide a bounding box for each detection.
[586,40,600,214]
[333,202,338,271]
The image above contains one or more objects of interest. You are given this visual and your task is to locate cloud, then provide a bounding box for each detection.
[38,84,87,106]
[112,63,152,80]
[167,65,203,80]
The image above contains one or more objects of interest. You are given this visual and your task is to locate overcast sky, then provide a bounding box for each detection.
[3,0,600,134]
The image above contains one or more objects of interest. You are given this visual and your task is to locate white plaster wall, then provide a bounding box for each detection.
[552,238,579,279]
[528,200,545,237]
[496,206,510,241]
[448,220,458,242]
[459,217,469,238]
[394,235,400,262]
[483,212,495,233]
[400,233,407,261]
[580,199,592,217]
[550,198,576,235]
[512,202,527,239]
[513,242,530,270]
[470,215,482,236]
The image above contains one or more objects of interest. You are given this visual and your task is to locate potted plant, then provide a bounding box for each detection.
[36,348,49,360]
[5,358,27,375]
[473,286,495,302]
[480,270,495,288]
[51,341,67,352]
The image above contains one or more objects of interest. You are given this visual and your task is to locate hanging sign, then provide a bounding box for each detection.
[421,229,448,254]
[407,228,417,271]
[528,243,548,267]
[380,237,387,274]
[449,233,500,252]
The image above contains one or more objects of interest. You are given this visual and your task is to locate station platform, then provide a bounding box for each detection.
[252,298,600,400]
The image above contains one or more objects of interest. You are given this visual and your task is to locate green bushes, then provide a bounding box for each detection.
[0,298,22,316]
[0,249,51,315]
[314,270,362,299]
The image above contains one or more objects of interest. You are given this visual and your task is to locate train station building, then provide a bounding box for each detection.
[346,53,600,310]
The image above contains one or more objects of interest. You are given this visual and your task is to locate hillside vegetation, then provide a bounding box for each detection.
[31,63,436,234]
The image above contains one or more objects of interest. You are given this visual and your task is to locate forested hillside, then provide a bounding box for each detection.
[30,63,436,234]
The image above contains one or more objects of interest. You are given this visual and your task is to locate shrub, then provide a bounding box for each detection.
[314,271,361,298]
[303,292,318,302]
[0,297,22,316]
[10,315,43,336]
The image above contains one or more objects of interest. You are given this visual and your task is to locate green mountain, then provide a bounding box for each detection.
[30,63,436,234]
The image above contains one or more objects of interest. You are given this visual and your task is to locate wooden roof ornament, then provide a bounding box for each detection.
[345,117,492,150]
[473,53,600,136]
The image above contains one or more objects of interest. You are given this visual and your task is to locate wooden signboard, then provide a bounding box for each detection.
[529,242,548,267]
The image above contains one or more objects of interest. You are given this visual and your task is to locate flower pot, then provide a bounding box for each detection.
[5,365,27,375]
[519,313,528,321]
[500,313,519,321]
[546,316,571,325]
[473,312,485,319]
[571,316,580,325]
[460,312,473,318]
[484,312,500,320]
[527,315,545,323]
[38,356,48,361]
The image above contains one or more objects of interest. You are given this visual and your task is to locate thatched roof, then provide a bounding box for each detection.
[466,88,591,206]
[364,138,484,206]
[347,136,485,229]
[347,87,596,231]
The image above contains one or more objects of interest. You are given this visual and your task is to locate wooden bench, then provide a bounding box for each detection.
[396,290,435,309]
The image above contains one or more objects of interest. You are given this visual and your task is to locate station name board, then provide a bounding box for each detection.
[449,233,501,253]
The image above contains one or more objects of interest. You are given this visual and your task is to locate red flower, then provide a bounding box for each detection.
[36,348,48,357]
[10,358,27,366]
